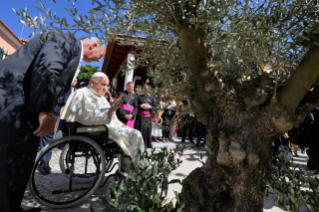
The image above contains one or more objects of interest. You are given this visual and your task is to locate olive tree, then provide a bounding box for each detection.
[15,0,319,211]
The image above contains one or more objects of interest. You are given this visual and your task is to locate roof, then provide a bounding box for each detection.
[102,34,166,82]
[19,38,29,44]
[0,19,23,45]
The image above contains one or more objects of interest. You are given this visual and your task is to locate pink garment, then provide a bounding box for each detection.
[137,111,152,117]
[153,117,160,123]
[121,104,135,128]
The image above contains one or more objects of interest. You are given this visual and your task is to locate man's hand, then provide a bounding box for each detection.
[125,114,133,120]
[283,133,289,139]
[141,103,151,110]
[109,94,125,116]
[113,94,125,109]
[144,103,151,109]
[34,112,56,137]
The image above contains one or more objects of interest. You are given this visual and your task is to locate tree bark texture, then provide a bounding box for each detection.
[178,27,319,212]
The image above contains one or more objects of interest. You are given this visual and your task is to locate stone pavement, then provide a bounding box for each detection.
[21,137,310,212]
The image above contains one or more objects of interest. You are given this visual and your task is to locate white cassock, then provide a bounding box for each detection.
[60,86,145,165]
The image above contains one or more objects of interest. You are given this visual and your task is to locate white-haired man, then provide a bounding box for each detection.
[0,33,105,212]
[61,72,145,167]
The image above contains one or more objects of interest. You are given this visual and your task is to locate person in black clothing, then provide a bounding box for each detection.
[117,81,138,128]
[0,34,106,212]
[134,85,156,148]
[196,121,207,147]
[288,106,319,175]
[180,100,195,144]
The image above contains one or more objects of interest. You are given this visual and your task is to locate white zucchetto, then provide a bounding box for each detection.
[91,72,108,79]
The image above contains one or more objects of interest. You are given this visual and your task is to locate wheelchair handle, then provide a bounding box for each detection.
[53,116,61,140]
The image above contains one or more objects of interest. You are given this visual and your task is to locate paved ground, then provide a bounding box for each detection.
[21,137,311,212]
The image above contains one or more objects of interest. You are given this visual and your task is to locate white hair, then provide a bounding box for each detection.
[82,37,105,49]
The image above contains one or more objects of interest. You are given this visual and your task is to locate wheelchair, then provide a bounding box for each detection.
[28,121,125,209]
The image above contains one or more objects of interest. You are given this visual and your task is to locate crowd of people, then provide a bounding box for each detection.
[104,77,208,149]
[272,86,319,177]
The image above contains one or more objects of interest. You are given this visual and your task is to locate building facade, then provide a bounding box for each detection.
[0,19,24,60]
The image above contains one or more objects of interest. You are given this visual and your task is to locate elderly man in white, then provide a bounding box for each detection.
[60,72,145,166]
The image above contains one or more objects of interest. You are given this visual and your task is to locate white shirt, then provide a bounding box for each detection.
[71,41,84,84]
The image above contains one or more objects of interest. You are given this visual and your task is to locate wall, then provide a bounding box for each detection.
[0,25,21,59]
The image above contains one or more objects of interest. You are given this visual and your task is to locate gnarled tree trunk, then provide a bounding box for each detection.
[178,26,319,212]
[181,107,273,212]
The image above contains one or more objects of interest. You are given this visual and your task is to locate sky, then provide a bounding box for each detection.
[0,0,105,69]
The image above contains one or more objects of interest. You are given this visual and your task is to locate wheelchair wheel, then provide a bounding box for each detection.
[29,136,106,209]
[60,144,114,184]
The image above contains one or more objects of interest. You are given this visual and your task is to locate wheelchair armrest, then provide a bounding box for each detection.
[62,122,109,136]
[77,125,108,133]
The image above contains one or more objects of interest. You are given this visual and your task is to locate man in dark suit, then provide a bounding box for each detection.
[0,33,106,212]
[38,78,78,175]
[117,81,138,127]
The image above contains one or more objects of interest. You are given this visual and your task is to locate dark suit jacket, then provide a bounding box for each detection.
[53,87,76,117]
[0,33,81,130]
[137,94,156,112]
[116,91,138,124]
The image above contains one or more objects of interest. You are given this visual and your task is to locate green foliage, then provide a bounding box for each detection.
[15,0,319,103]
[77,65,100,86]
[266,148,319,212]
[89,146,185,212]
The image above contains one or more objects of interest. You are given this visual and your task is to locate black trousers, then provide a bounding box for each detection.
[181,121,194,142]
[307,140,319,170]
[0,122,39,212]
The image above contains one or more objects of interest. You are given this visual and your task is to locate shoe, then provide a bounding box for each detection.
[20,207,42,212]
[36,162,42,172]
[36,160,46,172]
[189,140,195,144]
[58,144,66,150]
[40,161,51,175]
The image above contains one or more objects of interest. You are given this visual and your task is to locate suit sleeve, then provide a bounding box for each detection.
[132,95,138,119]
[137,96,144,110]
[27,37,72,113]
